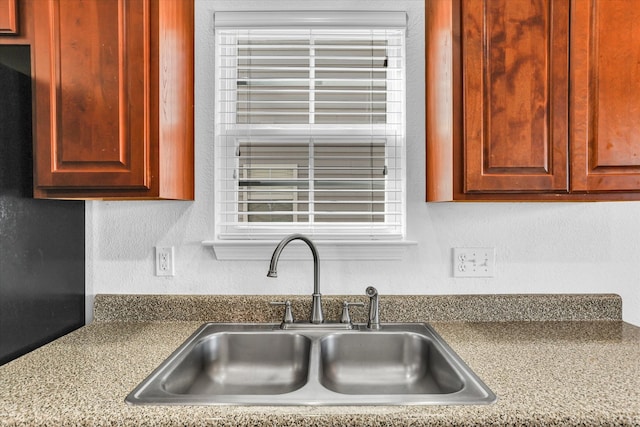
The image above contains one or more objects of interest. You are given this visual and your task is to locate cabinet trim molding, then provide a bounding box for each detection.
[0,0,18,34]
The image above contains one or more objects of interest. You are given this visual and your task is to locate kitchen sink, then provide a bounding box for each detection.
[126,323,496,406]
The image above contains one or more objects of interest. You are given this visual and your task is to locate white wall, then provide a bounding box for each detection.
[86,0,640,326]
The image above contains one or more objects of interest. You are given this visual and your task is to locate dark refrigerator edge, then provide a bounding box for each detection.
[0,46,85,366]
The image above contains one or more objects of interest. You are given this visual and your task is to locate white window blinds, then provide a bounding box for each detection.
[214,12,406,240]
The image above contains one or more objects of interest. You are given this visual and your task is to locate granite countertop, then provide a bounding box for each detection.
[0,294,639,426]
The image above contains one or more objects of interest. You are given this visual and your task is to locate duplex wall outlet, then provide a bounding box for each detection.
[155,246,175,276]
[453,247,495,278]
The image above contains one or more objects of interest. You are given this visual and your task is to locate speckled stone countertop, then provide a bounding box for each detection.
[0,294,638,426]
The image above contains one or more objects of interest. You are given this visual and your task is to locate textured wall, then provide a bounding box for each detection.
[86,0,640,326]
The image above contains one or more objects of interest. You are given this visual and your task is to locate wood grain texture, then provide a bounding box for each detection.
[570,0,640,192]
[0,0,18,34]
[32,0,194,200]
[462,0,569,193]
[426,0,459,201]
[156,0,194,200]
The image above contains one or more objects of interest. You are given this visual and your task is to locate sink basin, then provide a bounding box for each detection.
[319,332,463,395]
[162,332,311,395]
[126,323,496,406]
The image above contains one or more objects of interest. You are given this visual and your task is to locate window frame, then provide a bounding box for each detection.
[210,11,410,257]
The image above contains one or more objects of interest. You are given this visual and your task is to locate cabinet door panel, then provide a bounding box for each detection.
[0,0,18,34]
[33,0,149,190]
[571,0,640,191]
[462,0,568,193]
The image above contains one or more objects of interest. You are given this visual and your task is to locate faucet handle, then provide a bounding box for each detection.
[270,301,294,324]
[365,286,381,330]
[340,301,365,324]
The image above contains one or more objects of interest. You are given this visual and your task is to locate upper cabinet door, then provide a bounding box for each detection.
[32,0,194,200]
[571,0,640,192]
[33,0,149,191]
[462,0,569,193]
[0,0,18,34]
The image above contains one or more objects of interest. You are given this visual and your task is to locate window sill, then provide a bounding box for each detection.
[202,239,417,261]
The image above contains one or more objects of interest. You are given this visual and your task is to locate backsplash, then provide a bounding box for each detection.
[93,294,622,323]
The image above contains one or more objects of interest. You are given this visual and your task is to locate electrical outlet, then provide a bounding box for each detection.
[155,246,175,276]
[453,247,495,278]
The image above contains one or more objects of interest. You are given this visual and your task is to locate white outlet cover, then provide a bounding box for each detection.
[155,246,175,277]
[453,247,495,278]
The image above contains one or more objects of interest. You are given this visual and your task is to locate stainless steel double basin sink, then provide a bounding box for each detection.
[126,323,496,406]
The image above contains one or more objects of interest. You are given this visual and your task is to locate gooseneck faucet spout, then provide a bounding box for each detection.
[267,234,324,324]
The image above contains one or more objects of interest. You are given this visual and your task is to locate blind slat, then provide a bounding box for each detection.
[222,191,401,196]
[222,200,402,204]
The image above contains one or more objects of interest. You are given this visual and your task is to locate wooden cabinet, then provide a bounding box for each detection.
[427,0,640,201]
[570,0,640,192]
[0,0,18,34]
[462,0,569,194]
[32,0,194,200]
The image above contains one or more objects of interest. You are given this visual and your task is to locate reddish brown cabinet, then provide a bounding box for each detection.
[570,0,640,193]
[0,0,18,34]
[462,0,569,194]
[32,0,194,199]
[427,0,640,201]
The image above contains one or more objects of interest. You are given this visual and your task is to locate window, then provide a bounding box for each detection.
[214,11,406,241]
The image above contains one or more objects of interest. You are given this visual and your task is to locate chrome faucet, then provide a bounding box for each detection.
[267,234,324,324]
[366,286,381,330]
